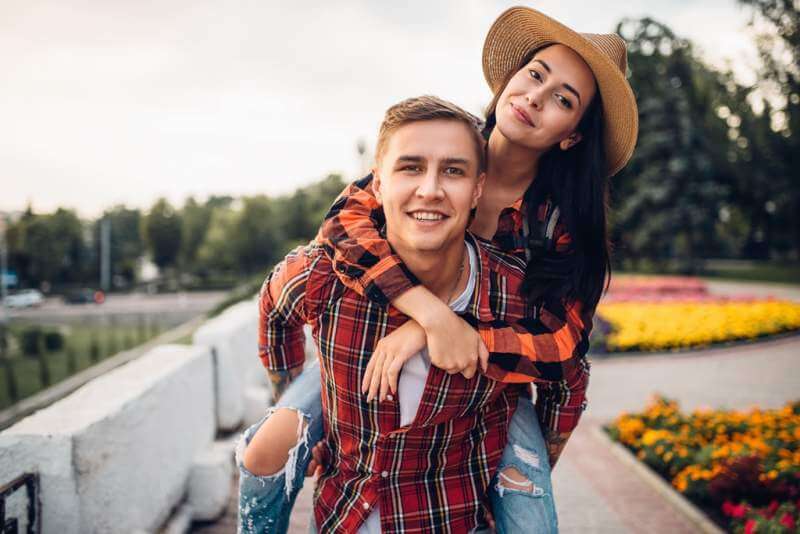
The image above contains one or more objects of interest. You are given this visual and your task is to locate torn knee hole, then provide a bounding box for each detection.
[498,467,533,491]
[496,466,545,497]
[242,407,309,477]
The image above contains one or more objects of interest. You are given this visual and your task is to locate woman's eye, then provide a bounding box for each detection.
[528,69,542,82]
[556,94,573,109]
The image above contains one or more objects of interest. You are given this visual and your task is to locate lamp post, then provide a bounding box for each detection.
[0,215,8,325]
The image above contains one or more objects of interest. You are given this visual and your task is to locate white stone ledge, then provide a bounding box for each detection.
[0,344,215,534]
[193,298,262,431]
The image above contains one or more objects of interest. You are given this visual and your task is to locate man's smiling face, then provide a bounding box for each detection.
[374,119,484,255]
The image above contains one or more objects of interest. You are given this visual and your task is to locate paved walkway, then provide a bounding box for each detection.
[194,280,800,533]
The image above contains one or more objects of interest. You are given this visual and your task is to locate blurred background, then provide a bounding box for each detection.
[0,1,798,533]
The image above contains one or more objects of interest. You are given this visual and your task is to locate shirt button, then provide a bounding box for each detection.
[381,471,389,478]
[362,501,370,510]
[385,394,393,401]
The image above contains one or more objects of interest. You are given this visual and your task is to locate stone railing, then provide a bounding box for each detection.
[0,296,290,533]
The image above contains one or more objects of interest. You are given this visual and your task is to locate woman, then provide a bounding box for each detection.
[238,6,638,533]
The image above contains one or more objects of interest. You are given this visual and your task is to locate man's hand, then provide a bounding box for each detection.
[306,441,330,477]
[362,320,426,402]
[267,366,303,403]
[543,429,573,469]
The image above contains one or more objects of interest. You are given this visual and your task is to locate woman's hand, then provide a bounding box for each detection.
[362,319,427,402]
[390,286,490,382]
[423,308,489,380]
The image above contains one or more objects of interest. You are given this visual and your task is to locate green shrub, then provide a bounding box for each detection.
[44,331,64,352]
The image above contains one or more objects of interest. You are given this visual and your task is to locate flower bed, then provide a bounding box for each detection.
[606,396,800,533]
[594,276,800,352]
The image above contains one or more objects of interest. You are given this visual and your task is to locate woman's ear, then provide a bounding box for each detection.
[559,131,583,151]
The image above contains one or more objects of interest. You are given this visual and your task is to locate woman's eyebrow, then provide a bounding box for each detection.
[534,58,582,105]
[533,59,551,73]
[562,83,582,105]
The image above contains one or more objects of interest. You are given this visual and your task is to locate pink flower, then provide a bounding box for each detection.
[744,519,757,534]
[778,513,795,530]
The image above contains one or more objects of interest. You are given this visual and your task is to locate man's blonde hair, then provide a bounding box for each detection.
[375,95,486,173]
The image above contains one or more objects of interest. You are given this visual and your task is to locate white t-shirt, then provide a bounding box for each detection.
[359,241,478,534]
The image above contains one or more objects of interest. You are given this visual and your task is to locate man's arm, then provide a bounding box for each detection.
[258,246,316,401]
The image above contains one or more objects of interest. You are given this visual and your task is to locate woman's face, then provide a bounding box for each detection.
[495,44,597,152]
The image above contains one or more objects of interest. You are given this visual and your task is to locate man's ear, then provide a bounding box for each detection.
[559,131,583,151]
[472,171,486,209]
[372,166,383,205]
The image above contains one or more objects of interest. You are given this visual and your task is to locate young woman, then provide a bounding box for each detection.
[237,7,638,533]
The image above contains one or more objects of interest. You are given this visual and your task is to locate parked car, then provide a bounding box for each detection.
[64,288,104,305]
[2,289,45,308]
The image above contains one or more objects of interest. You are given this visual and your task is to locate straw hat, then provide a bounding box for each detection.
[482,6,639,177]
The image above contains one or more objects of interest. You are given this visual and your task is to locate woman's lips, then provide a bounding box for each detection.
[511,103,535,127]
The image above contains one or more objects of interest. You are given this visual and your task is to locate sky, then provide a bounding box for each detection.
[1,0,761,218]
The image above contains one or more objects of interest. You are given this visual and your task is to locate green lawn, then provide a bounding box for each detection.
[0,318,168,409]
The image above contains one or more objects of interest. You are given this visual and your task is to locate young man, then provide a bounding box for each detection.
[246,96,584,533]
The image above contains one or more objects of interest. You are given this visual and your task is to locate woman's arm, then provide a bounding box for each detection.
[317,175,487,377]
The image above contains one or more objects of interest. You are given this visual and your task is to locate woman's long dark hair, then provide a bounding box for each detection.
[484,48,611,312]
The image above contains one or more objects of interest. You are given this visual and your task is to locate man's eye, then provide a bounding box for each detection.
[400,165,422,172]
[444,167,465,175]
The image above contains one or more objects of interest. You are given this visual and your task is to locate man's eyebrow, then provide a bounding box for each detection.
[442,157,470,166]
[396,155,424,163]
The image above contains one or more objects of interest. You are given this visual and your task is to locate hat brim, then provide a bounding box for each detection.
[482,7,638,177]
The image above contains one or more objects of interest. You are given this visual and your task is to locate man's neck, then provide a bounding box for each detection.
[390,237,468,303]
[487,128,542,191]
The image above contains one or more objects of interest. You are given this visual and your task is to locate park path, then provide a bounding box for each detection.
[196,280,800,533]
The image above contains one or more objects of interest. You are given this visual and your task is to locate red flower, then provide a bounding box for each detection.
[779,512,795,530]
[766,500,780,518]
[744,519,757,534]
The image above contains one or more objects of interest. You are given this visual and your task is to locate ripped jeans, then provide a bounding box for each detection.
[236,360,558,533]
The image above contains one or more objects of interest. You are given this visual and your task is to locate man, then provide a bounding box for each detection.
[253,96,580,532]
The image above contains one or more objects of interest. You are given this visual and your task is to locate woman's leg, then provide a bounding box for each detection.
[490,394,559,534]
[235,359,324,534]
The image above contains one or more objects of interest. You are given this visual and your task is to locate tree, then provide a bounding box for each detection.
[612,18,733,271]
[9,208,88,288]
[233,196,281,274]
[737,0,799,259]
[179,197,212,270]
[141,198,182,271]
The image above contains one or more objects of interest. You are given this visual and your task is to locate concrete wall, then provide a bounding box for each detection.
[0,344,215,533]
[0,295,285,532]
[192,298,264,431]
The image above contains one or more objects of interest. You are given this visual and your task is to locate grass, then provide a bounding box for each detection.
[0,317,171,410]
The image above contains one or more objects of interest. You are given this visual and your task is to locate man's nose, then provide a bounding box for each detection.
[415,168,445,200]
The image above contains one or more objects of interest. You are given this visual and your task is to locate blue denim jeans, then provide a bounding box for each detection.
[237,361,558,533]
[236,359,324,534]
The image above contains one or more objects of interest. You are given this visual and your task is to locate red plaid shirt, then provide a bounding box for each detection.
[316,175,592,436]
[259,234,582,533]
